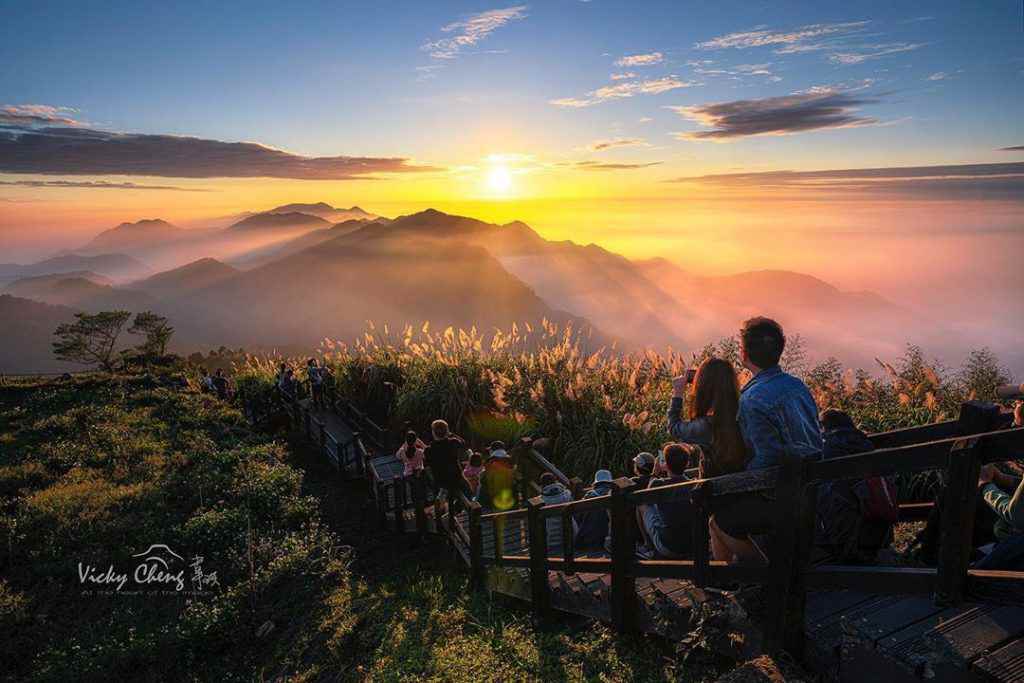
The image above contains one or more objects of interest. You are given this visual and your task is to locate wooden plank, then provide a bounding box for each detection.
[973,637,1024,682]
[841,596,946,645]
[805,566,937,594]
[805,591,877,627]
[869,420,959,450]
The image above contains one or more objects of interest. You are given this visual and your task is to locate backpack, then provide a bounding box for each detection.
[855,475,899,523]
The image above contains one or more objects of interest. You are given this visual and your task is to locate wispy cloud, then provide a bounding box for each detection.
[669,90,878,141]
[690,61,782,82]
[667,162,1024,201]
[0,111,439,180]
[564,160,662,170]
[0,104,86,128]
[584,137,648,152]
[696,22,868,51]
[422,6,527,60]
[829,42,925,64]
[551,76,698,108]
[927,71,951,81]
[610,72,637,80]
[1001,145,1024,151]
[615,52,663,67]
[0,179,211,192]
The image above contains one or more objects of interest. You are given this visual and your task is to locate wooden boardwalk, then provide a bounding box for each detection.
[297,396,1024,682]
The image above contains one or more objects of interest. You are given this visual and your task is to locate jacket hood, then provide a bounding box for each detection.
[541,482,568,498]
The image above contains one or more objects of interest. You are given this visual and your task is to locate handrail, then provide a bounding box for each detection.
[452,403,1024,657]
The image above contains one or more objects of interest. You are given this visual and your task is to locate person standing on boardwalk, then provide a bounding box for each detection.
[424,419,470,512]
[307,359,324,409]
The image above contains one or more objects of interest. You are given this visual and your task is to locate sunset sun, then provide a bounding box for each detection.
[487,165,512,193]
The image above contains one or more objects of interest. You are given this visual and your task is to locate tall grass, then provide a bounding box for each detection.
[235,321,1012,482]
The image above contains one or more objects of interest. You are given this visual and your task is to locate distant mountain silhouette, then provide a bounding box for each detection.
[131,258,238,298]
[265,202,377,223]
[0,295,80,372]
[81,219,190,254]
[634,258,955,368]
[228,212,330,232]
[0,253,151,284]
[230,219,374,268]
[159,215,599,350]
[4,271,112,304]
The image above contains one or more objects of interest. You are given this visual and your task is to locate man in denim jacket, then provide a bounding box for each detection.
[736,317,822,469]
[709,316,823,563]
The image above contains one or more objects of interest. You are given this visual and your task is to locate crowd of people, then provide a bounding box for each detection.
[272,359,334,406]
[399,314,1023,571]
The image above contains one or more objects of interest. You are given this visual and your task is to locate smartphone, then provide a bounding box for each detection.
[685,367,697,384]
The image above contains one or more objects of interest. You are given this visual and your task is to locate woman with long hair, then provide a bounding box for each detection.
[668,357,761,563]
[667,357,747,477]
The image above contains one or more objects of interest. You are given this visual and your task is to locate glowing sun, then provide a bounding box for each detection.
[487,165,512,193]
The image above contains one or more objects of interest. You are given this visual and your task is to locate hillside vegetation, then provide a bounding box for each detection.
[0,372,691,682]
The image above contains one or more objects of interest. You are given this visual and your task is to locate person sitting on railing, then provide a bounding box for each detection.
[815,409,897,563]
[397,429,426,477]
[574,470,615,550]
[974,402,1024,569]
[637,443,696,559]
[630,452,656,550]
[424,419,472,512]
[708,317,822,564]
[668,357,749,478]
[540,472,574,550]
[463,452,485,498]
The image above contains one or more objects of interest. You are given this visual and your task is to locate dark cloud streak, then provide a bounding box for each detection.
[0,125,439,180]
[671,91,878,140]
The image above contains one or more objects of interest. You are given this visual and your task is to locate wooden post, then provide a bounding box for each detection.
[395,476,408,534]
[609,478,637,634]
[376,480,388,530]
[936,437,983,606]
[692,482,711,588]
[562,507,576,574]
[526,496,550,618]
[411,474,428,538]
[469,502,484,588]
[764,451,805,655]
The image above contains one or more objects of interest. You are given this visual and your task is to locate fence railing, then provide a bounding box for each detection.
[449,402,1024,656]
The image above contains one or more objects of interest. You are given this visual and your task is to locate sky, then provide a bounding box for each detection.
[1,0,1023,309]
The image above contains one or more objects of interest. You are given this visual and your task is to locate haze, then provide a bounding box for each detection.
[1,1,1022,374]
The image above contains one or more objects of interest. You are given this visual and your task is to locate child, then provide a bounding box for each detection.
[397,430,426,477]
[463,452,485,498]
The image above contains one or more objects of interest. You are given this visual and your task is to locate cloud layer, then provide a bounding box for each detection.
[0,179,210,191]
[670,91,877,140]
[669,162,1024,201]
[0,123,438,180]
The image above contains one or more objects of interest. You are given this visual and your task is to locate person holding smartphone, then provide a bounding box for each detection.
[667,357,748,478]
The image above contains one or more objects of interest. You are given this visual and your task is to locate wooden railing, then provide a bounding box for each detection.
[450,402,1024,656]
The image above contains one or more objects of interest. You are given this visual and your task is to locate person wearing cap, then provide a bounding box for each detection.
[573,469,614,550]
[479,443,515,511]
[539,472,574,551]
[630,453,656,550]
[638,443,697,559]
